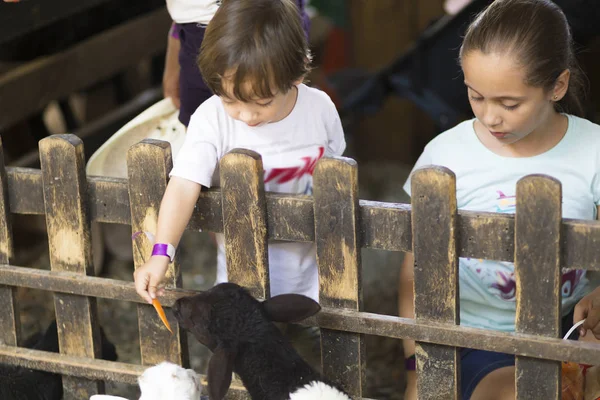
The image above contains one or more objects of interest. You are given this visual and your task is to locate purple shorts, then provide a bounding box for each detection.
[174,0,311,127]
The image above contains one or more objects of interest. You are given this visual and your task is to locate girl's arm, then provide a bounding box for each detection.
[572,205,600,338]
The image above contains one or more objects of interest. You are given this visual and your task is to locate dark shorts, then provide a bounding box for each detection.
[175,1,311,127]
[177,23,212,127]
[460,310,578,399]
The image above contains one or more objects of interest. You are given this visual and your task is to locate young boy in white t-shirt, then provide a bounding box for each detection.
[134,0,345,304]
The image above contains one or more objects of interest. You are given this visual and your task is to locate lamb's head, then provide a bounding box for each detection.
[172,282,321,400]
[138,361,202,400]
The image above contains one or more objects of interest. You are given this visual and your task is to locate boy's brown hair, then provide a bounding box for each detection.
[198,0,311,102]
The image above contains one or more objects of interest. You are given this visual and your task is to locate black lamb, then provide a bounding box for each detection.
[172,282,351,400]
[0,319,118,400]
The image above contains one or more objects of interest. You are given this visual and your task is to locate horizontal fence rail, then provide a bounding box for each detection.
[7,168,600,270]
[0,265,599,366]
[0,134,599,400]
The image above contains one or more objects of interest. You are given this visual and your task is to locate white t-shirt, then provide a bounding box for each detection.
[171,84,346,300]
[403,115,600,332]
[165,0,220,25]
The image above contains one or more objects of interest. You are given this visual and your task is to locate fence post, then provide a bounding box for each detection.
[127,139,187,366]
[515,175,562,400]
[220,149,269,299]
[39,134,102,398]
[0,137,19,347]
[313,156,364,396]
[411,166,459,400]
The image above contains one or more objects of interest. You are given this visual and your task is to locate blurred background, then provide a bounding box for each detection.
[0,0,599,398]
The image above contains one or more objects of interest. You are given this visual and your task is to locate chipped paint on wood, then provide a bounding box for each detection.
[47,228,86,270]
[314,156,364,396]
[0,136,19,348]
[39,134,102,398]
[514,175,562,400]
[411,166,459,400]
[127,139,187,367]
[220,149,269,299]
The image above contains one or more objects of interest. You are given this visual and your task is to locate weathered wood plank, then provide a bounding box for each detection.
[515,175,562,400]
[39,134,102,398]
[127,139,187,366]
[6,167,600,270]
[0,344,248,396]
[220,149,269,299]
[0,8,171,130]
[88,176,131,224]
[0,0,111,45]
[2,265,600,365]
[411,166,459,400]
[0,137,19,347]
[314,156,364,396]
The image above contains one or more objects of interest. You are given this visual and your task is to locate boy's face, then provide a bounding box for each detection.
[219,76,301,128]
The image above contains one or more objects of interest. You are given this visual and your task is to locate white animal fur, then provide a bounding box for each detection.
[138,362,201,400]
[89,362,201,400]
[289,381,351,400]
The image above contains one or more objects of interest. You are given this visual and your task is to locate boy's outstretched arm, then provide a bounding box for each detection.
[134,176,201,303]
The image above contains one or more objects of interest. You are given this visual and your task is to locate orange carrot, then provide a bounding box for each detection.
[152,298,173,334]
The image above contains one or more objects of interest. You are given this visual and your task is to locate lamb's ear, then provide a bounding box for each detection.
[262,294,321,322]
[207,346,236,400]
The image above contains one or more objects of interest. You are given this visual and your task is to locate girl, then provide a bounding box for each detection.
[399,1,600,399]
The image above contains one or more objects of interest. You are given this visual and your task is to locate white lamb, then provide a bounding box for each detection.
[90,361,202,400]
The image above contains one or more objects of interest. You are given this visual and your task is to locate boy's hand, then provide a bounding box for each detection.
[134,256,170,304]
[574,287,600,339]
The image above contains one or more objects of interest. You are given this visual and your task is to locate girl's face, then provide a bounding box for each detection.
[462,50,566,150]
[219,74,301,128]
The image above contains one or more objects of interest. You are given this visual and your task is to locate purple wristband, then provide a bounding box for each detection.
[405,355,416,371]
[170,23,180,40]
[152,243,175,262]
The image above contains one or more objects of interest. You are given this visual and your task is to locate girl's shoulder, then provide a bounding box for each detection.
[568,114,600,138]
[423,119,477,155]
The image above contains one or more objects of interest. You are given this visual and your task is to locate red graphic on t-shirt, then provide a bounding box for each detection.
[264,147,325,184]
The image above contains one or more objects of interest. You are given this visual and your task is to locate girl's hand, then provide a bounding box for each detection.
[133,256,170,304]
[574,287,600,339]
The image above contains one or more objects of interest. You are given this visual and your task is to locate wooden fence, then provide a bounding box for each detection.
[0,133,599,399]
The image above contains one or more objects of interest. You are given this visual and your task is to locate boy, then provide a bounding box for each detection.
[134,0,345,306]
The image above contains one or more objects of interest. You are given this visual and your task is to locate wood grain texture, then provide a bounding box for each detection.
[220,149,269,299]
[39,134,102,398]
[0,8,171,130]
[126,139,187,367]
[313,156,364,396]
[411,166,459,400]
[0,137,19,347]
[1,266,600,365]
[515,175,562,400]
[5,167,600,272]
